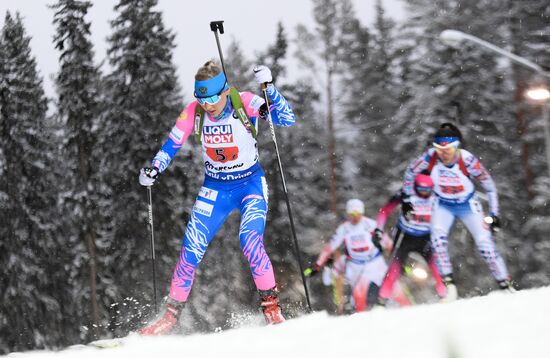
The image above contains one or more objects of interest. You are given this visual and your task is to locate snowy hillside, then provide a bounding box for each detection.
[7,287,550,358]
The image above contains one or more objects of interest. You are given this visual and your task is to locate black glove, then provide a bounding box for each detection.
[372,228,384,251]
[304,263,321,277]
[401,197,413,220]
[488,215,501,233]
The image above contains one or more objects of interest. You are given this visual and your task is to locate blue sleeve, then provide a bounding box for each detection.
[266,84,295,127]
[463,151,499,216]
[403,150,432,196]
[151,136,182,172]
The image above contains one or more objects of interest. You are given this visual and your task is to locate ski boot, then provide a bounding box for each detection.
[139,296,184,336]
[259,286,285,325]
[372,297,387,310]
[498,278,517,293]
[441,275,458,302]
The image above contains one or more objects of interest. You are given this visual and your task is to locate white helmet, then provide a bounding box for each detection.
[346,198,364,215]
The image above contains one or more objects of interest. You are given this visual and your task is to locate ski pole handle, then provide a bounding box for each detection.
[210,20,228,79]
[210,20,224,34]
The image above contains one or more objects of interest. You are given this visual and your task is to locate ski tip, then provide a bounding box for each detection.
[88,338,124,349]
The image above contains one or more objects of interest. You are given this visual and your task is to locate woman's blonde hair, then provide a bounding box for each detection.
[195,60,223,81]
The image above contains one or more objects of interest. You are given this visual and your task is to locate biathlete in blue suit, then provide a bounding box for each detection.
[139,60,295,335]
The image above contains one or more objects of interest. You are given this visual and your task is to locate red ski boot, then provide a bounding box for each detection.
[140,297,184,336]
[259,287,285,325]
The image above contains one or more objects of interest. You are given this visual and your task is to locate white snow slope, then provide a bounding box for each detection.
[6,286,550,358]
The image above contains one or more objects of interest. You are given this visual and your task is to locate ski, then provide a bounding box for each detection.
[88,338,125,349]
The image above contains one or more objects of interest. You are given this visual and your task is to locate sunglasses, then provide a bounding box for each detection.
[194,92,224,106]
[433,141,459,155]
[416,186,432,193]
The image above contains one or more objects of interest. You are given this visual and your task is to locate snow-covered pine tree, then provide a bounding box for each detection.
[505,0,550,288]
[98,0,198,335]
[339,0,402,213]
[255,21,294,275]
[297,0,396,312]
[255,22,334,312]
[270,80,335,312]
[291,0,358,313]
[257,22,287,82]
[0,11,62,354]
[224,38,255,92]
[51,0,106,341]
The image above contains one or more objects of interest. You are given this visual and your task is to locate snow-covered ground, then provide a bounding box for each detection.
[7,286,550,358]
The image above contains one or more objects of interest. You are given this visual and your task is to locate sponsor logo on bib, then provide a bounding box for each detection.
[203,125,234,144]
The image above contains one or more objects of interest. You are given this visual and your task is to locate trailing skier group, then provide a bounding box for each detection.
[137,52,515,335]
[307,122,515,313]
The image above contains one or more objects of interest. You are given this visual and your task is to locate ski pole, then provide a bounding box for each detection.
[209,20,313,312]
[146,186,158,313]
[389,229,406,264]
[210,21,229,81]
[260,83,313,312]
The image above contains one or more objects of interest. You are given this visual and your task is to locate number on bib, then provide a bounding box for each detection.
[206,146,239,163]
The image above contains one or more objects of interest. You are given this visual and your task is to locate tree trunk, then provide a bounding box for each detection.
[85,229,100,338]
[78,136,100,336]
[326,66,344,314]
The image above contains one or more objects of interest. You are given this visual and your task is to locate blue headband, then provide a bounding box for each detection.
[434,136,460,145]
[194,72,229,98]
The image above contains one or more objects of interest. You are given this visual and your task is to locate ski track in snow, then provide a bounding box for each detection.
[6,286,550,358]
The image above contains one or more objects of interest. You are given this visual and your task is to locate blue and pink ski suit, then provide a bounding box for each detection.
[150,85,295,302]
